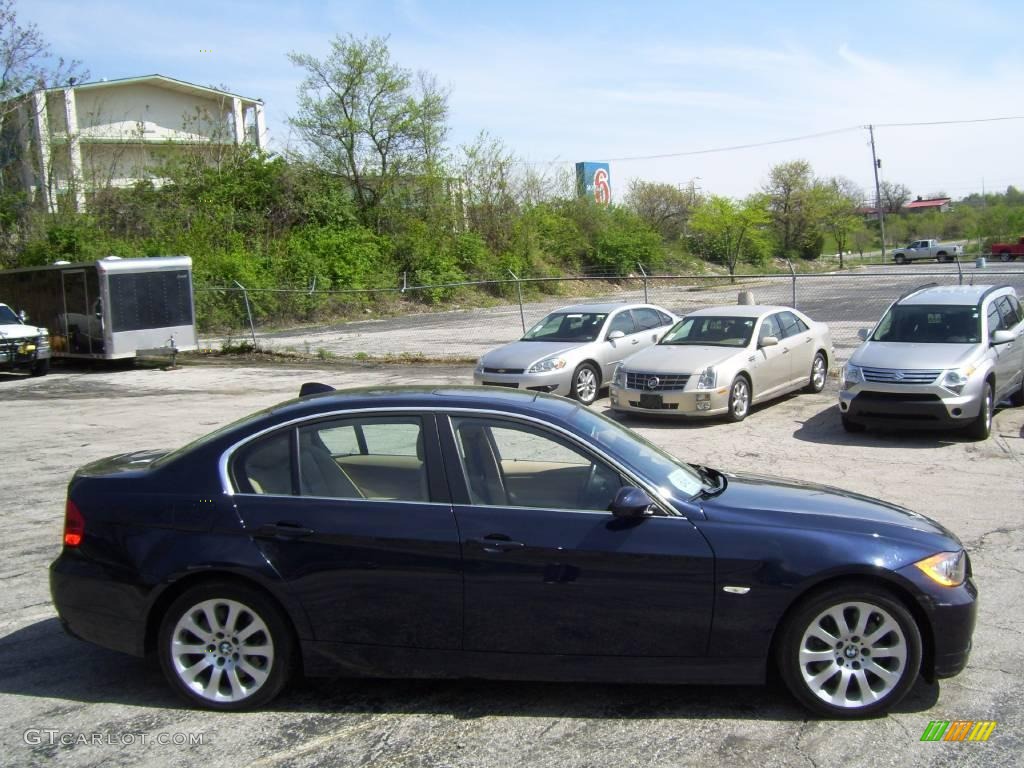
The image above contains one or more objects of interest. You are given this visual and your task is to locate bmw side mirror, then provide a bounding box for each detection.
[759,335,779,348]
[857,328,870,341]
[18,310,27,323]
[608,330,625,341]
[991,330,1014,345]
[609,487,655,518]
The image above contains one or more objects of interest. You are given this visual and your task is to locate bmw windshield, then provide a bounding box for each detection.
[522,312,607,343]
[568,403,708,500]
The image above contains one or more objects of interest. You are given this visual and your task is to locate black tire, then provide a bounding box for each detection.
[804,352,828,394]
[776,583,922,718]
[158,581,294,711]
[999,251,1012,263]
[841,415,865,433]
[726,375,751,422]
[30,359,49,377]
[570,362,600,405]
[965,383,993,441]
[937,252,949,262]
[894,254,906,264]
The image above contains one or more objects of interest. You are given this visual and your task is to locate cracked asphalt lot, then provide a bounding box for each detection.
[1,362,1021,767]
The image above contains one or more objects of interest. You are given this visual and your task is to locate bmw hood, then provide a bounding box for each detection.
[479,341,581,370]
[620,344,738,374]
[701,471,959,545]
[850,342,981,370]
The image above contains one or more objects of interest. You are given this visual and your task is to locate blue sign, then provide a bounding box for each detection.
[575,162,611,205]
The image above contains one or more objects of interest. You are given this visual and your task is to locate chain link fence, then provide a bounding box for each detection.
[195,262,1024,366]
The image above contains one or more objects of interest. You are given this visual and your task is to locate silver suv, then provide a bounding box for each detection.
[839,284,1024,439]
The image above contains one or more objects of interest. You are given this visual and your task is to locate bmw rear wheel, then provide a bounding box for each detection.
[727,376,750,422]
[158,582,293,710]
[778,585,921,718]
[571,363,600,405]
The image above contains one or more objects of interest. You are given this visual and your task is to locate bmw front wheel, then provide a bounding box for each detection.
[778,585,921,718]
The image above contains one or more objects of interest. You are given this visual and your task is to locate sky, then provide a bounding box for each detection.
[22,0,1024,202]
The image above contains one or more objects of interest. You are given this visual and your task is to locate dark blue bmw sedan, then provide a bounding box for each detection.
[50,386,976,718]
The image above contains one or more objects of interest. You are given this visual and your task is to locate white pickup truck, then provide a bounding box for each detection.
[0,302,50,376]
[891,239,964,264]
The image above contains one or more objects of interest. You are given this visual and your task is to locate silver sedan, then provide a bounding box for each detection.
[609,305,833,420]
[473,302,679,404]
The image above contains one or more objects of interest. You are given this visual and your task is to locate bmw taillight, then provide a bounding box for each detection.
[63,499,84,547]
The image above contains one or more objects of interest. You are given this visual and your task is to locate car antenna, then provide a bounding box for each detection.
[299,382,335,397]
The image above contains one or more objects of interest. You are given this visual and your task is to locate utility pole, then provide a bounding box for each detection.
[868,124,887,262]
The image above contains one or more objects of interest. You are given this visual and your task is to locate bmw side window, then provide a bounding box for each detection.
[608,312,637,337]
[298,417,428,502]
[451,417,622,511]
[236,430,295,496]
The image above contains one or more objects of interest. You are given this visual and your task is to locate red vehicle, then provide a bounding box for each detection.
[991,237,1024,262]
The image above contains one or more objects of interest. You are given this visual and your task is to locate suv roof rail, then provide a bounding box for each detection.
[897,282,938,301]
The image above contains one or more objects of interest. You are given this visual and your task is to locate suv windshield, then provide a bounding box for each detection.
[660,316,755,347]
[871,304,981,344]
[522,312,607,342]
[0,305,20,324]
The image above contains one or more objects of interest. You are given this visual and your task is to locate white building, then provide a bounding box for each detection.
[10,74,266,212]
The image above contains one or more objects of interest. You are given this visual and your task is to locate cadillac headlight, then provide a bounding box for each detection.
[940,366,974,395]
[841,363,864,390]
[696,366,716,389]
[474,358,484,374]
[528,356,567,374]
[613,363,626,387]
[914,550,966,587]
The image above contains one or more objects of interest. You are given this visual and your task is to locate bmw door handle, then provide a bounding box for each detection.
[468,535,525,553]
[253,522,315,539]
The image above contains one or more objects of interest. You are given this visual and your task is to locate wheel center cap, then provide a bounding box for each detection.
[219,641,233,655]
[844,646,858,659]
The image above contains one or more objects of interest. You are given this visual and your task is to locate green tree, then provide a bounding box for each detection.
[688,194,770,278]
[763,160,821,259]
[288,35,450,233]
[818,176,863,268]
[623,180,700,242]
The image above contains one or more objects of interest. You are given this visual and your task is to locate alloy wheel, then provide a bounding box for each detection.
[796,601,909,709]
[169,598,275,704]
[574,366,598,404]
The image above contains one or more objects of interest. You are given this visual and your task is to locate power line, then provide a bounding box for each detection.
[515,115,1024,166]
[873,115,1024,129]
[604,126,862,162]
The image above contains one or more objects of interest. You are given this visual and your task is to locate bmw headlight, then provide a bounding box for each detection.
[914,550,966,587]
[528,356,567,374]
[940,366,974,395]
[696,366,716,389]
[841,363,864,390]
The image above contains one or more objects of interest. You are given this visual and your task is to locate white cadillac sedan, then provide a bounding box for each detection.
[609,305,833,421]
